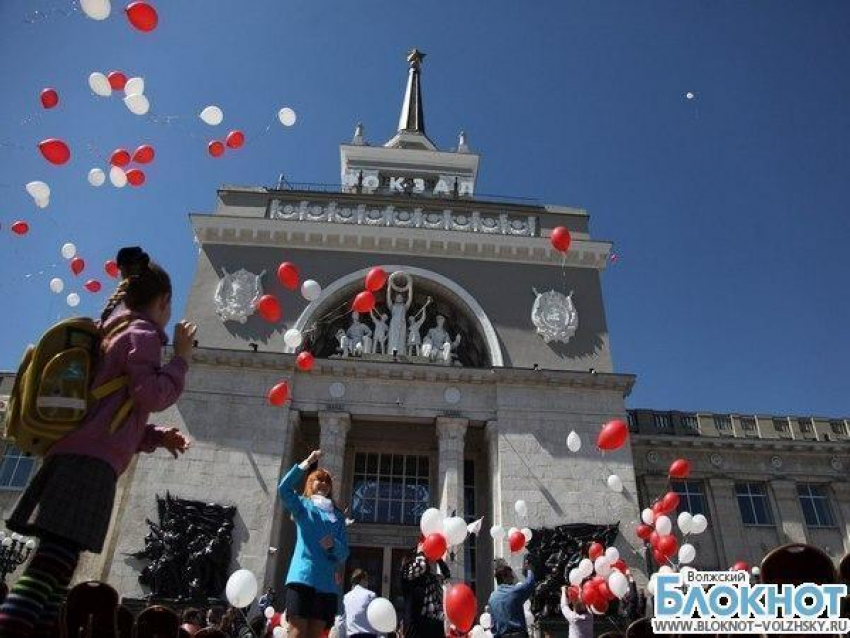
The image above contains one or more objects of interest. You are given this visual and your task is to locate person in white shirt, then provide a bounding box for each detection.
[344,569,378,638]
[560,587,593,638]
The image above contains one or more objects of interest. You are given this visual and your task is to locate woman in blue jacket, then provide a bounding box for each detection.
[279,449,350,638]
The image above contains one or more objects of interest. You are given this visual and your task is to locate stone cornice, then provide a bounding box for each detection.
[185,346,635,395]
[631,433,850,453]
[190,213,611,270]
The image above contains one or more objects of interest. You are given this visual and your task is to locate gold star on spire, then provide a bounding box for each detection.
[407,48,426,68]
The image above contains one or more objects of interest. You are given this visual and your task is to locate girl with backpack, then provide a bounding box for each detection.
[0,246,196,638]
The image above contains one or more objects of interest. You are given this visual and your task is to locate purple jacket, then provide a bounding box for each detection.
[47,309,188,476]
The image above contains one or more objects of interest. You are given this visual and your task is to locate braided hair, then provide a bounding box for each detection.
[100,246,172,324]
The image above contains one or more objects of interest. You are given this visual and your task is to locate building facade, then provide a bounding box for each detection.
[0,51,847,605]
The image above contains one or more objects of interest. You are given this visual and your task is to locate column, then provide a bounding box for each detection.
[829,483,850,554]
[770,479,807,544]
[437,417,468,580]
[318,411,351,489]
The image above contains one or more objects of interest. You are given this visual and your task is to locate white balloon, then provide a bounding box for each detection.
[264,606,275,619]
[88,72,112,97]
[34,196,50,209]
[479,612,492,631]
[655,515,672,536]
[124,77,145,96]
[200,105,224,126]
[568,568,582,586]
[751,566,761,576]
[49,278,64,293]
[658,565,675,575]
[641,508,655,526]
[66,292,80,307]
[273,628,285,638]
[419,508,444,536]
[443,517,468,546]
[578,558,593,577]
[608,570,629,599]
[124,93,150,116]
[566,430,581,453]
[301,279,322,301]
[26,181,50,199]
[594,556,612,577]
[677,511,693,535]
[471,626,486,638]
[225,569,258,608]
[366,597,397,633]
[514,500,528,518]
[489,525,505,541]
[110,166,127,188]
[88,168,106,187]
[606,474,623,493]
[691,514,708,535]
[80,0,111,20]
[521,527,532,542]
[278,107,297,127]
[647,573,658,596]
[678,543,696,565]
[604,547,620,563]
[284,328,303,349]
[61,243,77,259]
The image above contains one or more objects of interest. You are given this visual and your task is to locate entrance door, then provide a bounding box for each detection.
[346,546,385,594]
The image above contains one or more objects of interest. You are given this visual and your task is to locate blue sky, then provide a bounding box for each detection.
[1,0,848,417]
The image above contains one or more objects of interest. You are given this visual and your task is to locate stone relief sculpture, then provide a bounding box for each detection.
[531,288,579,344]
[338,312,372,357]
[369,310,389,354]
[214,268,265,324]
[131,493,236,601]
[406,297,431,356]
[421,315,461,364]
[386,271,414,355]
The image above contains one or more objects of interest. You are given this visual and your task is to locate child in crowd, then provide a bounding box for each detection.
[0,247,195,638]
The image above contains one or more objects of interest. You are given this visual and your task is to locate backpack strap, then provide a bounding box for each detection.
[90,375,128,399]
[108,398,135,434]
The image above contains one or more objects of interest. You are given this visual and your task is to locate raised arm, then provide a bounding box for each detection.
[124,322,189,413]
[278,450,321,518]
[514,569,536,601]
[402,554,428,581]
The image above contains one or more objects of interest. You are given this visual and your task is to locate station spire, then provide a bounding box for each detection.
[398,48,426,134]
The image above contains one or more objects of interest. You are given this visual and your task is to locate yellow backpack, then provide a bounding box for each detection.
[4,317,135,456]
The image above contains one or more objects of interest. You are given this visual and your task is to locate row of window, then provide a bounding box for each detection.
[670,479,836,529]
[637,412,848,436]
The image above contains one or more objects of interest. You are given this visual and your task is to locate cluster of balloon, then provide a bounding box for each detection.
[565,541,631,614]
[40,88,59,109]
[207,130,246,158]
[93,144,155,188]
[26,181,51,209]
[38,139,71,166]
[268,381,290,407]
[262,606,288,638]
[488,500,532,554]
[419,508,474,563]
[88,71,149,115]
[82,0,159,31]
[351,266,387,313]
[550,226,572,253]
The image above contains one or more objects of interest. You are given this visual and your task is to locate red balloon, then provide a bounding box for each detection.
[105,260,120,278]
[11,221,29,235]
[588,542,604,561]
[550,226,571,252]
[268,381,289,406]
[445,583,477,633]
[660,491,680,514]
[40,88,59,109]
[567,585,580,602]
[365,267,388,292]
[38,138,71,165]
[257,295,281,322]
[581,581,601,607]
[597,419,629,451]
[277,262,299,290]
[652,501,666,517]
[352,291,376,314]
[648,531,660,549]
[296,351,315,372]
[508,530,526,553]
[107,71,127,90]
[226,130,245,149]
[612,559,628,573]
[70,257,85,276]
[731,561,750,572]
[591,599,609,615]
[635,524,653,541]
[422,533,447,562]
[208,140,225,157]
[84,279,102,293]
[669,458,691,479]
[653,548,669,566]
[126,168,145,187]
[125,1,158,31]
[597,582,613,601]
[270,613,282,628]
[110,149,131,167]
[133,144,155,164]
[658,535,678,558]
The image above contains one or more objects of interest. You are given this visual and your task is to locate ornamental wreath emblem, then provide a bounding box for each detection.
[214,268,265,324]
[531,288,579,344]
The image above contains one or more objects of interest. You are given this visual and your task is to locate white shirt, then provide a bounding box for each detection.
[344,585,377,636]
[560,594,594,638]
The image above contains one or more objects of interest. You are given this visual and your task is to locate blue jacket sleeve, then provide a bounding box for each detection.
[331,513,350,563]
[278,464,307,518]
[514,570,536,601]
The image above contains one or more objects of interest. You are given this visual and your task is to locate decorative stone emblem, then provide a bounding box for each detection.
[709,453,724,468]
[646,451,659,465]
[830,457,843,472]
[531,289,579,344]
[444,387,461,405]
[214,268,265,324]
[770,455,783,469]
[329,382,346,399]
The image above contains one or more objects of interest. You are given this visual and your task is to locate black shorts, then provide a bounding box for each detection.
[285,584,338,626]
